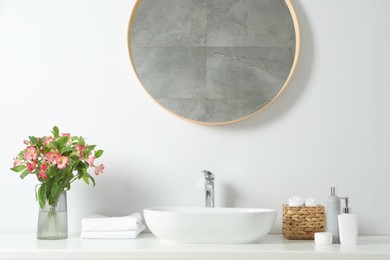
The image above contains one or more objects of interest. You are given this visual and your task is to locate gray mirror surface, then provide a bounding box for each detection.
[129,0,299,124]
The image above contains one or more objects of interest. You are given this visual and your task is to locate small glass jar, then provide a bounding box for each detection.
[37,191,68,240]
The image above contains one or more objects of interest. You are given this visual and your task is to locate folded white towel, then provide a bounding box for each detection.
[305,198,319,206]
[81,225,145,239]
[81,213,142,232]
[288,196,304,206]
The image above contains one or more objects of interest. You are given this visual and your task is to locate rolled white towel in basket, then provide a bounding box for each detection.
[81,225,145,239]
[81,213,142,232]
[288,196,305,207]
[305,198,319,206]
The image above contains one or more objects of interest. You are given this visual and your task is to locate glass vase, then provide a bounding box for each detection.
[37,191,68,240]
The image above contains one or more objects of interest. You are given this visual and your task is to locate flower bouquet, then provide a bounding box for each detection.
[11,126,104,239]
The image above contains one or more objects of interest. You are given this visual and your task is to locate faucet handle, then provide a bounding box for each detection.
[202,170,215,181]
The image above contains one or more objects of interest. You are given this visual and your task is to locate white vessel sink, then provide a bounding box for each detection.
[143,207,276,244]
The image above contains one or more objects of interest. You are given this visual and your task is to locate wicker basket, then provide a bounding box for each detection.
[282,204,325,240]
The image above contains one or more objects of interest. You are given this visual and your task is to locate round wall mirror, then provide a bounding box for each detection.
[128,0,300,125]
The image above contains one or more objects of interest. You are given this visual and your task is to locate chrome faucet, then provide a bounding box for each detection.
[202,170,215,207]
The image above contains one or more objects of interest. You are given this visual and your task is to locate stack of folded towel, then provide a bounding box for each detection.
[80,213,145,239]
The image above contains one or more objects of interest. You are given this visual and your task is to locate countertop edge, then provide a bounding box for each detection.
[0,233,389,260]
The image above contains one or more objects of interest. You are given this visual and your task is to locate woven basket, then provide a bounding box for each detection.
[282,204,325,240]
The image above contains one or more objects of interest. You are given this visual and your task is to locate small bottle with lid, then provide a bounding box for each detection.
[338,197,358,245]
[326,187,341,243]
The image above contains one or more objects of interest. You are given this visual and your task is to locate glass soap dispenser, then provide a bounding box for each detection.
[338,197,358,245]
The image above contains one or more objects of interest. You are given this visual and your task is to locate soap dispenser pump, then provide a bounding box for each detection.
[338,197,358,245]
[326,187,341,243]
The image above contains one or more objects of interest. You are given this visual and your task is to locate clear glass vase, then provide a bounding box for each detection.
[37,191,68,240]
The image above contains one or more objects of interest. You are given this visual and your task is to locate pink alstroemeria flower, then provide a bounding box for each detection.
[94,164,105,176]
[40,164,48,171]
[43,136,54,144]
[38,170,47,179]
[23,147,38,161]
[45,151,59,164]
[26,161,37,172]
[23,140,30,146]
[56,156,69,170]
[13,158,23,168]
[75,145,85,158]
[85,156,96,166]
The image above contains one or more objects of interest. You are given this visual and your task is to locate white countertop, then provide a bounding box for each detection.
[0,233,389,260]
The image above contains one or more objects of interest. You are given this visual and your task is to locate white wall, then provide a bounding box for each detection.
[0,0,389,235]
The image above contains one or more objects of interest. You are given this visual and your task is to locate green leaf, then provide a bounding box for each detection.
[77,169,85,178]
[47,166,56,178]
[48,195,54,206]
[50,182,60,204]
[39,136,46,145]
[28,136,39,146]
[86,145,96,150]
[54,173,65,183]
[17,150,24,157]
[51,141,60,151]
[45,146,51,153]
[94,150,103,158]
[75,161,87,171]
[70,155,79,161]
[90,175,96,186]
[38,184,47,209]
[20,169,30,179]
[82,172,96,187]
[61,146,72,155]
[55,136,68,147]
[52,126,60,138]
[77,136,85,146]
[82,175,90,185]
[11,165,26,173]
[84,145,96,155]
